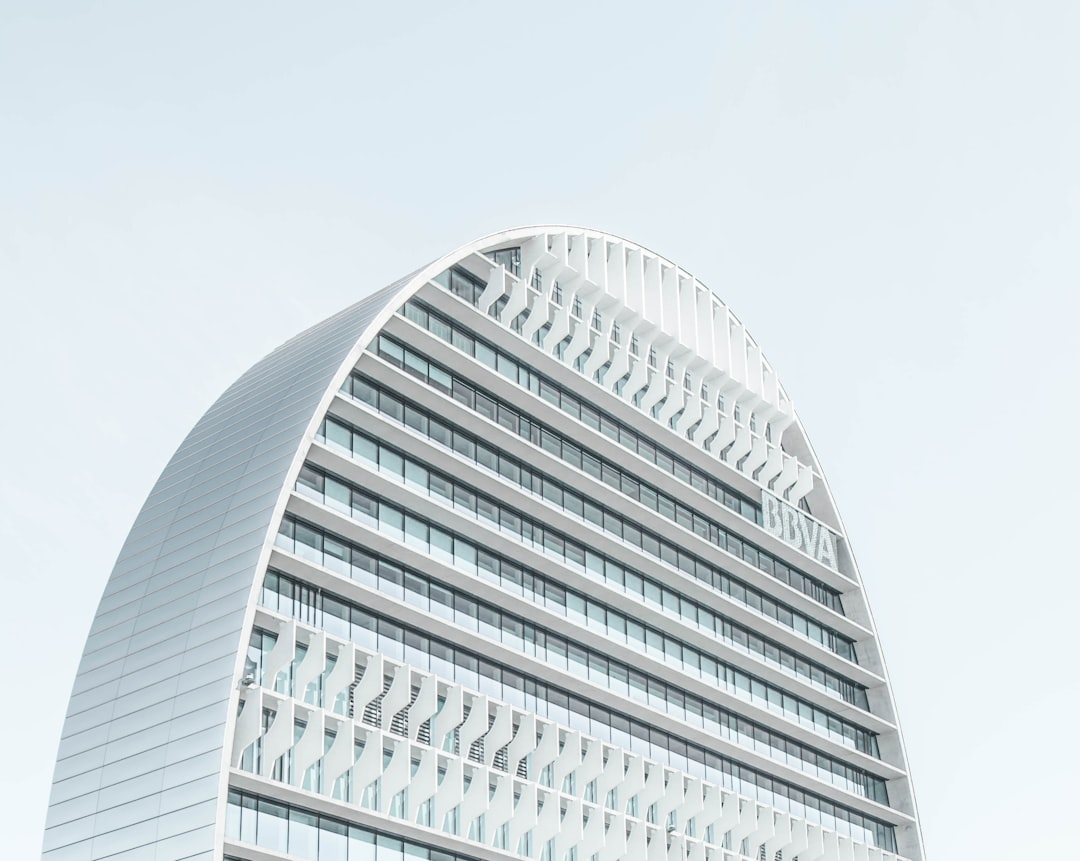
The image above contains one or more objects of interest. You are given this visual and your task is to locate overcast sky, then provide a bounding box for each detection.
[2,2,1078,858]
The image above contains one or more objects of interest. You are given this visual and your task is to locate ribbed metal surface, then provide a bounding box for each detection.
[42,277,411,861]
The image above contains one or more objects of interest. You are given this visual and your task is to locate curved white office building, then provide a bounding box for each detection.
[43,227,925,861]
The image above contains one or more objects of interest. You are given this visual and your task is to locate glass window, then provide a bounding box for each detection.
[452,328,474,356]
[404,404,427,433]
[297,464,324,494]
[429,582,453,619]
[381,393,404,423]
[497,456,520,483]
[430,528,453,564]
[541,478,562,506]
[451,378,474,408]
[475,340,497,368]
[404,460,428,490]
[580,403,600,430]
[379,504,404,539]
[256,798,289,852]
[429,315,452,342]
[539,379,560,406]
[429,365,452,395]
[323,535,349,571]
[476,496,499,526]
[565,592,586,625]
[353,377,379,407]
[475,442,498,471]
[496,351,516,379]
[452,484,476,512]
[405,515,427,549]
[454,539,478,573]
[429,418,452,447]
[379,336,404,365]
[320,819,347,860]
[377,834,404,861]
[295,522,322,553]
[379,447,404,478]
[475,392,496,421]
[225,793,242,841]
[402,571,427,602]
[325,419,352,451]
[565,540,585,571]
[567,642,589,676]
[403,348,427,380]
[351,434,377,466]
[403,300,427,326]
[288,808,319,859]
[452,434,475,460]
[581,453,602,480]
[429,473,453,501]
[496,403,516,431]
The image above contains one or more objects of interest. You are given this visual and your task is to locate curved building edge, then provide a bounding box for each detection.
[43,226,925,861]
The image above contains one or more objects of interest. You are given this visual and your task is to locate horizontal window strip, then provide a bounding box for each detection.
[308,427,873,738]
[423,278,759,520]
[279,488,878,761]
[303,434,874,737]
[268,508,884,799]
[342,372,858,663]
[228,783,896,860]
[318,400,864,704]
[259,565,892,828]
[378,321,843,616]
[227,788,498,860]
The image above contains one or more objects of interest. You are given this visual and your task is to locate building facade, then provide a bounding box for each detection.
[43,227,925,861]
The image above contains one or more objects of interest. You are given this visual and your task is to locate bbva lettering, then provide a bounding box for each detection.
[762,492,838,571]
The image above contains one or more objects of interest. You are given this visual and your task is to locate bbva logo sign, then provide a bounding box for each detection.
[762,492,839,571]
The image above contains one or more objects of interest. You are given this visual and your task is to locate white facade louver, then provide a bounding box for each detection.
[43,227,925,861]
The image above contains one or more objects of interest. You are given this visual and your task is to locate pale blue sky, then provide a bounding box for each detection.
[2,2,1077,857]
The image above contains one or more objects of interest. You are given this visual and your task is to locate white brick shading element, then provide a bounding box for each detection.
[232,615,902,861]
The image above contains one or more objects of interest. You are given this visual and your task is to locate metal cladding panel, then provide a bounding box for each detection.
[42,275,413,861]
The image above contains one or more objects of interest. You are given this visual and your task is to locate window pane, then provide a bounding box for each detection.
[288,808,319,860]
